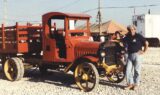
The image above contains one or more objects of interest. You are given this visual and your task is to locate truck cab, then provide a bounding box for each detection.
[42,12,95,62]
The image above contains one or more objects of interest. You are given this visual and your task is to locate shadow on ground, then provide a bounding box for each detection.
[100,79,124,89]
[0,64,5,79]
[24,68,78,90]
[0,64,124,90]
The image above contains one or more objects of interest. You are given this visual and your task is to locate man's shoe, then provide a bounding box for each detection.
[123,85,134,90]
[132,85,138,90]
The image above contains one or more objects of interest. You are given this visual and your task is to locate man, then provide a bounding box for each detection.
[123,25,149,90]
[110,31,126,65]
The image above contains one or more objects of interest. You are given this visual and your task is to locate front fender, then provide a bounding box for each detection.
[82,55,99,63]
[65,55,99,72]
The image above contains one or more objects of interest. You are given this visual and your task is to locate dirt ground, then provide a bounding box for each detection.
[0,48,159,95]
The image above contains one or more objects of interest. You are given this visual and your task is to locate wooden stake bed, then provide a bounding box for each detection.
[0,23,42,54]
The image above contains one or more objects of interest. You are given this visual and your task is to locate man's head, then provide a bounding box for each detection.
[127,25,136,36]
[115,31,121,39]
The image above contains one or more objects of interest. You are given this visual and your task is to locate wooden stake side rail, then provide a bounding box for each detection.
[0,23,43,54]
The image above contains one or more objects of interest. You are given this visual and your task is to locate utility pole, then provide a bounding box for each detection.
[132,7,136,25]
[148,9,151,14]
[3,0,7,25]
[97,0,102,35]
[134,7,136,16]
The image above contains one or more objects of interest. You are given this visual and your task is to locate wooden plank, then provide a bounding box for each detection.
[2,24,5,49]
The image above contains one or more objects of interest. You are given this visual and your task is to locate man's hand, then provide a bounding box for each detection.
[138,50,145,55]
[110,39,119,43]
[139,41,149,55]
[143,41,149,53]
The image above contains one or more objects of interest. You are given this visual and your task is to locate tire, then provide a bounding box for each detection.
[74,62,99,92]
[107,64,126,83]
[14,58,24,80]
[3,58,24,81]
[1,56,6,73]
[39,65,48,75]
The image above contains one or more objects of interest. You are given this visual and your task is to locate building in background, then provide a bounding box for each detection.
[90,20,127,35]
[133,14,160,47]
[78,20,127,41]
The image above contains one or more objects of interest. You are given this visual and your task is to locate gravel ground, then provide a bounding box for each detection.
[0,48,160,95]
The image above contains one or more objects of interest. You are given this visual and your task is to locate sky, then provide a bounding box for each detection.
[0,0,160,26]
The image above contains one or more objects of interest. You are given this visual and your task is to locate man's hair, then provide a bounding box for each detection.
[127,25,136,32]
[115,31,121,35]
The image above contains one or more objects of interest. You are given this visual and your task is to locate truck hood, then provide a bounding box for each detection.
[74,41,101,58]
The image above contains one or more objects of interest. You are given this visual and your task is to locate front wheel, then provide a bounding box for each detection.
[107,65,126,83]
[74,63,99,92]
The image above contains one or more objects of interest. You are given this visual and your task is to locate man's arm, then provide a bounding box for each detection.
[143,41,149,53]
[139,34,149,54]
[139,41,149,54]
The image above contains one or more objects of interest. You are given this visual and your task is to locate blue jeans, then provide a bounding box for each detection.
[126,53,142,85]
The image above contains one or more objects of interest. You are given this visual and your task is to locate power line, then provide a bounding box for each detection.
[82,4,159,13]
[4,0,81,20]
[2,1,160,24]
[83,8,98,13]
[53,0,81,11]
[102,4,157,8]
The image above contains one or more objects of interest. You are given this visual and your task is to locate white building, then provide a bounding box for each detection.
[133,14,160,40]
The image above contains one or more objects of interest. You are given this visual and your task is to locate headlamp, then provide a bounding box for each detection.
[101,52,106,57]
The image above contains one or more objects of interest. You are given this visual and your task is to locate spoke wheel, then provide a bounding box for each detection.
[74,63,99,92]
[107,65,126,83]
[4,58,24,81]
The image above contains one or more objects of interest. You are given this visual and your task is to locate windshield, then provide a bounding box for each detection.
[68,19,88,37]
[69,20,87,30]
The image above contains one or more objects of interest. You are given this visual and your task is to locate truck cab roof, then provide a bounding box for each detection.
[43,12,91,19]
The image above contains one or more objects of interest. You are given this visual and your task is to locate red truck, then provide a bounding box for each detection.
[0,12,125,92]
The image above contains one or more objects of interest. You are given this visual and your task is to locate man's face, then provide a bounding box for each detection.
[130,27,136,36]
[115,33,120,39]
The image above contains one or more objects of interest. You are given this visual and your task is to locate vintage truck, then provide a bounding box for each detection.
[0,12,125,92]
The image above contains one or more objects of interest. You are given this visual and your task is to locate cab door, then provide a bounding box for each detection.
[43,17,66,62]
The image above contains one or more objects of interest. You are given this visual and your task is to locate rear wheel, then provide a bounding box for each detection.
[74,63,99,92]
[1,56,6,73]
[4,58,24,81]
[39,65,48,74]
